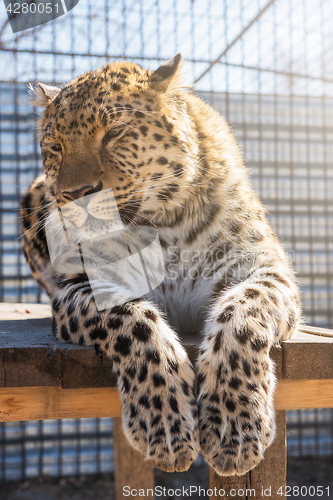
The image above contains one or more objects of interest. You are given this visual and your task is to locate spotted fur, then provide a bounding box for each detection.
[21,54,301,475]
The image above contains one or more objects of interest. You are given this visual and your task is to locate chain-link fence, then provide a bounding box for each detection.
[1,0,333,482]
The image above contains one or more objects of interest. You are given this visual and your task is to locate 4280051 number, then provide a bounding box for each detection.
[5,3,59,14]
[277,486,330,497]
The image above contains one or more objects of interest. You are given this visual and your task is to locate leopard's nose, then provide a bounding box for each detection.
[62,181,103,201]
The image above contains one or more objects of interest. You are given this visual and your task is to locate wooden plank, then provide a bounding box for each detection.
[283,332,333,380]
[209,411,286,500]
[2,304,333,387]
[0,303,87,350]
[113,417,154,500]
[0,347,62,387]
[0,303,119,389]
[61,349,116,389]
[274,379,333,410]
[1,380,333,422]
[301,325,333,338]
[0,386,121,421]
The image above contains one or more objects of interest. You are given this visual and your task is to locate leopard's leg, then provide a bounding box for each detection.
[20,175,55,297]
[197,262,301,476]
[21,177,199,471]
[52,277,199,472]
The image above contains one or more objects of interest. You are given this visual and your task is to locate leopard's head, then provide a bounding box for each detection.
[35,54,199,238]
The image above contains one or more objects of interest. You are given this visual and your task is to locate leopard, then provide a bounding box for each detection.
[20,54,302,476]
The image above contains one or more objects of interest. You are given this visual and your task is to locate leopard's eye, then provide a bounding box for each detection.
[102,127,124,146]
[51,143,62,152]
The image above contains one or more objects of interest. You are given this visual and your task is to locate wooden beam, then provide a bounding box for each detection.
[1,304,333,388]
[113,417,154,500]
[283,329,333,380]
[1,379,333,422]
[274,379,333,410]
[0,386,121,421]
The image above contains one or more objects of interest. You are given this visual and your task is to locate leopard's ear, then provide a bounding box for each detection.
[29,83,61,107]
[150,53,182,92]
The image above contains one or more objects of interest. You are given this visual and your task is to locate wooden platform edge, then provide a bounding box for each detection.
[1,379,333,422]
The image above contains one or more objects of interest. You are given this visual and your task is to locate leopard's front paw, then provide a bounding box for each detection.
[112,315,200,472]
[120,358,199,472]
[197,354,276,476]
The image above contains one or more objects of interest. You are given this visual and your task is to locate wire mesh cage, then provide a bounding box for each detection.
[0,418,113,481]
[1,0,333,482]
